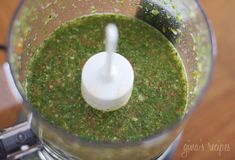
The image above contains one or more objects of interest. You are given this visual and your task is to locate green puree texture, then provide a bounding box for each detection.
[26,14,187,142]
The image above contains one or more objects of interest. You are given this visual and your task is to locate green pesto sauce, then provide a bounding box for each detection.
[26,14,187,142]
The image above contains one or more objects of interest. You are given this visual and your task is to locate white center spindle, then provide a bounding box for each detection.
[105,24,118,80]
[81,24,134,111]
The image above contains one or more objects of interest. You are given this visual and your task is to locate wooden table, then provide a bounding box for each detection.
[0,0,234,159]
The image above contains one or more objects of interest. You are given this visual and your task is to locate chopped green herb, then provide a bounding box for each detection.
[151,9,159,16]
[26,14,187,142]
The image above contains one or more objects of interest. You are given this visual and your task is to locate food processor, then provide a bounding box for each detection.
[0,0,216,159]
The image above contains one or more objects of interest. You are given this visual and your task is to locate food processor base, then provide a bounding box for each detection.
[20,133,181,160]
[0,110,179,160]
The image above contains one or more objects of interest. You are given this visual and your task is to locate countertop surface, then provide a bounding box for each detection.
[0,0,234,159]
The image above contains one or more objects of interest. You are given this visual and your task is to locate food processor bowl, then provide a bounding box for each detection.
[5,0,216,159]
